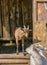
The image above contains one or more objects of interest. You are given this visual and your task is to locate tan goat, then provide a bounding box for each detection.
[14,25,29,53]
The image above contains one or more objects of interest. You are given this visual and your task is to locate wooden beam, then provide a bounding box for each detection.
[0,53,30,64]
[0,53,30,59]
[0,37,32,41]
[0,59,29,64]
[1,64,29,65]
[36,0,47,2]
[0,0,2,37]
[0,38,14,41]
[0,64,29,65]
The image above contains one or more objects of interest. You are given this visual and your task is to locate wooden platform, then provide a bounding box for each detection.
[0,53,30,65]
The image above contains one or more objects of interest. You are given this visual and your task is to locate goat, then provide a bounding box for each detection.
[26,43,47,65]
[14,25,29,53]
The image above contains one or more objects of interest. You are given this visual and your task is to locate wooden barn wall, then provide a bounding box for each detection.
[0,0,23,38]
[0,0,32,40]
[0,0,14,38]
[33,0,47,41]
[0,0,3,37]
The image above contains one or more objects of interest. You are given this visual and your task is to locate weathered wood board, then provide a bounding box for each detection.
[0,53,30,65]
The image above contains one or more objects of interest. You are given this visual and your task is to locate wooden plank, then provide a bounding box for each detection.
[2,43,15,46]
[0,64,29,65]
[36,0,47,2]
[0,0,3,37]
[0,15,2,37]
[9,0,16,37]
[0,53,30,59]
[0,37,32,40]
[4,0,10,38]
[0,59,29,64]
[0,38,14,41]
[0,53,30,64]
[0,0,2,37]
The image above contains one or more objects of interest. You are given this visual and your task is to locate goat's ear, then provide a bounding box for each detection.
[23,25,26,29]
[27,25,29,30]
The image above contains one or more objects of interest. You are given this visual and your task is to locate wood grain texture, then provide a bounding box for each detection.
[0,64,29,65]
[0,53,30,59]
[0,59,29,64]
[0,53,30,65]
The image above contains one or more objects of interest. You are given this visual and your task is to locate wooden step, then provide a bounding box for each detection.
[0,53,30,65]
[0,53,30,59]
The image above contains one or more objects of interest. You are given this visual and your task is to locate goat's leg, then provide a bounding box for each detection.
[22,40,24,53]
[17,44,19,53]
[16,39,19,53]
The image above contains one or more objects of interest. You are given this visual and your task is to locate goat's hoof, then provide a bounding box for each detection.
[16,51,19,55]
[16,52,19,55]
[23,52,27,56]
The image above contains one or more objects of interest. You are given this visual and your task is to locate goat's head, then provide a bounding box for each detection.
[23,25,29,38]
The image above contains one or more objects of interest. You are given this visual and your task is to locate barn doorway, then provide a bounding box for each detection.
[0,0,33,53]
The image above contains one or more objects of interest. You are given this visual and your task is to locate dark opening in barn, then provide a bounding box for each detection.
[0,0,33,53]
